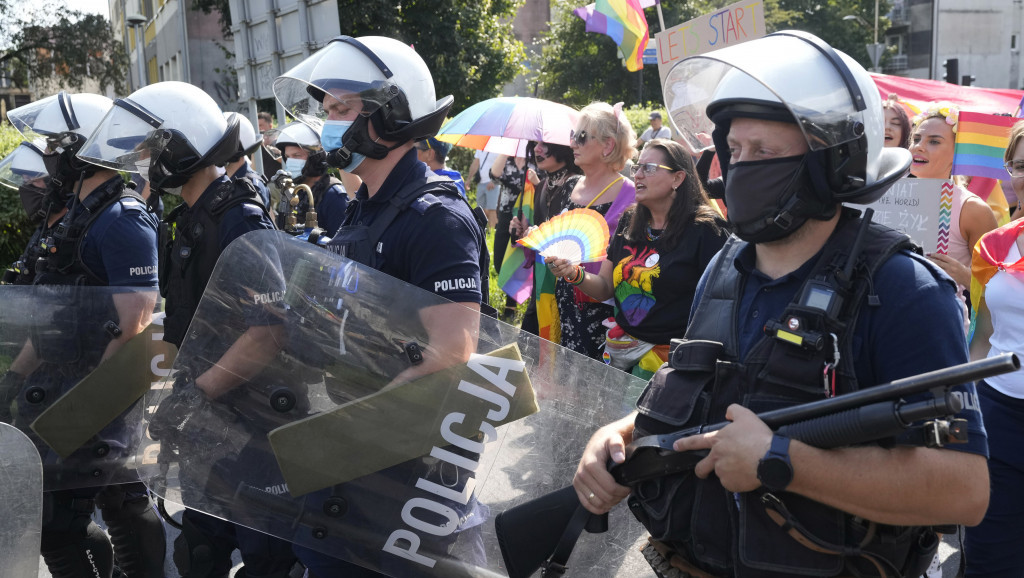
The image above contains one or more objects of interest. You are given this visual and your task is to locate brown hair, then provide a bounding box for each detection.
[623,138,724,247]
[1005,119,1024,163]
[882,94,911,149]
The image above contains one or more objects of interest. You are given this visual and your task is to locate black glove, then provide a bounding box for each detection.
[0,370,26,424]
[148,383,206,445]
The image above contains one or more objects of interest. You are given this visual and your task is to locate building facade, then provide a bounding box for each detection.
[108,0,234,105]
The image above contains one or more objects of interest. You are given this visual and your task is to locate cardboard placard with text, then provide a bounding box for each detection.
[655,0,765,88]
[850,178,954,255]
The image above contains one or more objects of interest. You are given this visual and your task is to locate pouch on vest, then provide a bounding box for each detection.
[635,339,723,431]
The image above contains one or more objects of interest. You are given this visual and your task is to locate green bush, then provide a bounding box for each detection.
[0,122,33,269]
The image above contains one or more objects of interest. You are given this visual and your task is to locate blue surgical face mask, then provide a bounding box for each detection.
[321,119,365,171]
[284,157,306,175]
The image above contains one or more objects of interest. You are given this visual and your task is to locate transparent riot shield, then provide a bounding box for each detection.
[0,285,170,491]
[137,229,656,577]
[0,422,42,577]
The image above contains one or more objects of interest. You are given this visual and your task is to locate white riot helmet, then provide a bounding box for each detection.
[223,112,261,162]
[664,31,911,242]
[0,141,55,224]
[274,120,322,153]
[273,35,453,170]
[8,92,115,190]
[78,81,239,195]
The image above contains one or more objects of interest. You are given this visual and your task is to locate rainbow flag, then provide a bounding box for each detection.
[574,0,652,72]
[952,111,1019,180]
[498,180,537,303]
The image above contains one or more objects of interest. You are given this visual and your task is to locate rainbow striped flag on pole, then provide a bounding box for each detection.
[574,0,654,71]
[952,111,1020,180]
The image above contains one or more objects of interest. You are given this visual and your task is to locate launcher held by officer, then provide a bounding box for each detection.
[572,32,989,577]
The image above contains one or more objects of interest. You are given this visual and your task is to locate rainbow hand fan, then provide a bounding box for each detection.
[517,208,610,265]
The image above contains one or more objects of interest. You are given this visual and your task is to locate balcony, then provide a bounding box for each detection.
[889,1,909,26]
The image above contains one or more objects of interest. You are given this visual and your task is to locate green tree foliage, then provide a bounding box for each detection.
[0,122,32,268]
[333,0,527,114]
[0,0,129,94]
[535,0,888,108]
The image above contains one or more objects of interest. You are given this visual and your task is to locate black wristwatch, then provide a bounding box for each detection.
[757,434,794,492]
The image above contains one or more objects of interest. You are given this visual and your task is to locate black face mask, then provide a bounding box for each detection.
[18,182,50,224]
[724,155,818,244]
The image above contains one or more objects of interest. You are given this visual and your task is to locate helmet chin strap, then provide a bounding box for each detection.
[325,114,403,169]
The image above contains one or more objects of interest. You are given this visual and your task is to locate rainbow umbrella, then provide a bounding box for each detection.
[436,97,579,154]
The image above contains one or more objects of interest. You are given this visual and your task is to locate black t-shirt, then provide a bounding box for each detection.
[607,213,729,344]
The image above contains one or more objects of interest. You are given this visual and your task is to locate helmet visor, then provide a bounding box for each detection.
[77,99,165,173]
[273,38,396,127]
[7,92,77,141]
[0,141,50,190]
[664,33,866,154]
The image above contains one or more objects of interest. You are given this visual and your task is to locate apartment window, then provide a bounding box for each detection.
[1012,34,1018,52]
[170,55,178,81]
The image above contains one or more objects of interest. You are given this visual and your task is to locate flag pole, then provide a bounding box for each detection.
[656,1,666,31]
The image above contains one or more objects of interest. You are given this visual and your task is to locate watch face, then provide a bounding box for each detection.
[758,457,793,491]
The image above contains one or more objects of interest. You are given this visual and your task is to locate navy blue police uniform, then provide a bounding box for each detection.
[14,174,168,577]
[632,210,987,577]
[157,174,301,578]
[232,159,271,208]
[294,149,485,577]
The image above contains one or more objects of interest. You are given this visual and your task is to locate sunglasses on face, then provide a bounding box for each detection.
[570,129,588,147]
[1004,160,1024,177]
[629,162,676,176]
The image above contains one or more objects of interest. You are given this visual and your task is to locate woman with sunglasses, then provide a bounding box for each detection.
[548,139,728,380]
[547,102,639,359]
[964,119,1024,577]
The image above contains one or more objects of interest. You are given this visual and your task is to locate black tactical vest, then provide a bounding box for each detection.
[631,210,938,577]
[160,177,269,349]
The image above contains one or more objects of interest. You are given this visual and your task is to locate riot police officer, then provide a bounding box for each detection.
[272,34,488,575]
[573,32,989,577]
[77,80,299,578]
[223,111,271,208]
[272,120,348,235]
[0,92,167,577]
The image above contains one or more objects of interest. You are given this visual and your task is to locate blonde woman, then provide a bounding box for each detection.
[550,102,638,359]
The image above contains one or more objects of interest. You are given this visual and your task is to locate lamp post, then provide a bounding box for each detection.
[126,13,147,90]
[844,0,884,73]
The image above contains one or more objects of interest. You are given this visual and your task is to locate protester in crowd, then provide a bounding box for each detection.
[882,93,911,149]
[551,102,637,360]
[964,118,1024,578]
[573,32,988,578]
[469,149,500,229]
[415,136,466,198]
[511,140,582,336]
[638,111,671,145]
[910,103,999,290]
[546,138,728,381]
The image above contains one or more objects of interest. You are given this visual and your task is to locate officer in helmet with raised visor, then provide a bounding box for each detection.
[572,32,989,577]
[271,119,348,235]
[0,92,167,577]
[273,34,489,576]
[77,80,302,578]
[223,111,272,208]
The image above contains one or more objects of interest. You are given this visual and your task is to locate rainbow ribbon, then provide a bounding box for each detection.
[936,181,954,255]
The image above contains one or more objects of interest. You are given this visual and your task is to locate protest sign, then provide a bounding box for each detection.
[654,0,765,87]
[851,178,954,254]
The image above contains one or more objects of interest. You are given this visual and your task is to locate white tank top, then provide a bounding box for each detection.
[985,241,1024,398]
[947,185,976,269]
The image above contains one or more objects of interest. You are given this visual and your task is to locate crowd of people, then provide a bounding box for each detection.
[0,26,1022,578]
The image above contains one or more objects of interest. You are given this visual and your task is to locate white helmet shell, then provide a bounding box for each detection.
[78,81,231,173]
[8,92,113,141]
[274,120,322,152]
[273,35,451,144]
[664,31,908,201]
[224,112,261,159]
